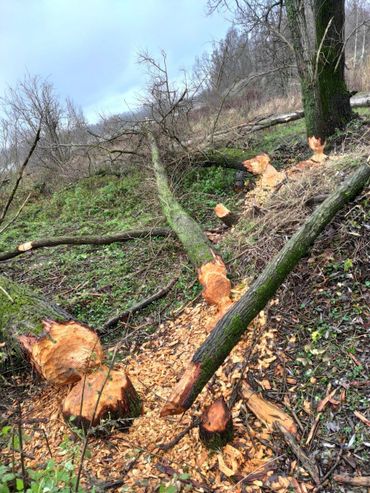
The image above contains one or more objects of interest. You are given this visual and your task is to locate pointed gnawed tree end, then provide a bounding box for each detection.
[198,256,232,312]
[199,397,233,450]
[214,203,239,228]
[160,362,201,417]
[18,320,104,385]
[62,366,142,431]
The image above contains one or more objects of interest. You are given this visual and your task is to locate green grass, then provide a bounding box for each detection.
[0,164,243,339]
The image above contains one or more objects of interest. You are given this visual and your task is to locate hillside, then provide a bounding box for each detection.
[1,110,369,492]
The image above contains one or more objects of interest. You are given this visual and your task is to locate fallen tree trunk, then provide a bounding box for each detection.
[161,162,370,416]
[0,275,141,429]
[0,227,173,262]
[207,92,370,139]
[148,131,233,313]
[148,131,214,268]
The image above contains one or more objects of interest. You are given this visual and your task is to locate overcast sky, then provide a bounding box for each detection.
[0,0,229,122]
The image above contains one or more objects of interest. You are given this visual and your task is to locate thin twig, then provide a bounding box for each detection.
[0,127,40,224]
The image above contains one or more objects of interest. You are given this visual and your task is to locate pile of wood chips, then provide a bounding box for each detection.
[20,284,309,492]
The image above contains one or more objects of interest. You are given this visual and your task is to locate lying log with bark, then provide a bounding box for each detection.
[161,162,370,416]
[0,275,142,430]
[206,91,370,141]
[148,130,233,313]
[148,130,214,268]
[0,227,173,262]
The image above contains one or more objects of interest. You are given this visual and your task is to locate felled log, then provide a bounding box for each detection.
[148,131,233,311]
[62,366,142,431]
[0,227,173,262]
[203,92,370,141]
[160,162,370,417]
[199,397,233,449]
[148,130,214,268]
[243,383,297,435]
[214,204,239,227]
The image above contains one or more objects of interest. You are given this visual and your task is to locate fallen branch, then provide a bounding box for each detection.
[0,128,41,224]
[274,422,320,485]
[204,92,370,140]
[102,277,178,332]
[333,474,370,487]
[0,227,173,262]
[160,162,370,416]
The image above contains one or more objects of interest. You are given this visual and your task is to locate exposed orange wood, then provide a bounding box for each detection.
[18,320,104,386]
[308,136,327,162]
[242,382,297,435]
[160,362,201,417]
[243,154,285,189]
[198,256,232,313]
[62,366,142,429]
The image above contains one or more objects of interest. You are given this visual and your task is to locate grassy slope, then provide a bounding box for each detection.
[0,109,369,489]
[0,167,238,339]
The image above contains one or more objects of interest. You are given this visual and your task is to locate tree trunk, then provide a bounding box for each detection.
[0,275,141,429]
[148,131,233,312]
[160,162,370,416]
[313,0,352,138]
[148,131,214,268]
[285,0,352,140]
[62,366,142,432]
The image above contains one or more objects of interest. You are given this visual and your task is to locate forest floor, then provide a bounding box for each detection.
[1,109,369,492]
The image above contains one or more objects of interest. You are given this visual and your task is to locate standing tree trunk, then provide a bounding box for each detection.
[314,0,352,137]
[285,0,352,140]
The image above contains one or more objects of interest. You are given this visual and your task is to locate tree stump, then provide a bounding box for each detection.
[62,366,142,431]
[214,204,239,228]
[199,397,233,450]
[18,320,104,386]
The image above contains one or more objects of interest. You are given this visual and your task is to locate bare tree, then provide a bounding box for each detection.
[209,0,355,140]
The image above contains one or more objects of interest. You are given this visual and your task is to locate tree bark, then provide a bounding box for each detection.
[313,0,352,138]
[160,162,370,416]
[285,0,352,140]
[0,274,70,355]
[0,227,172,262]
[148,131,214,268]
